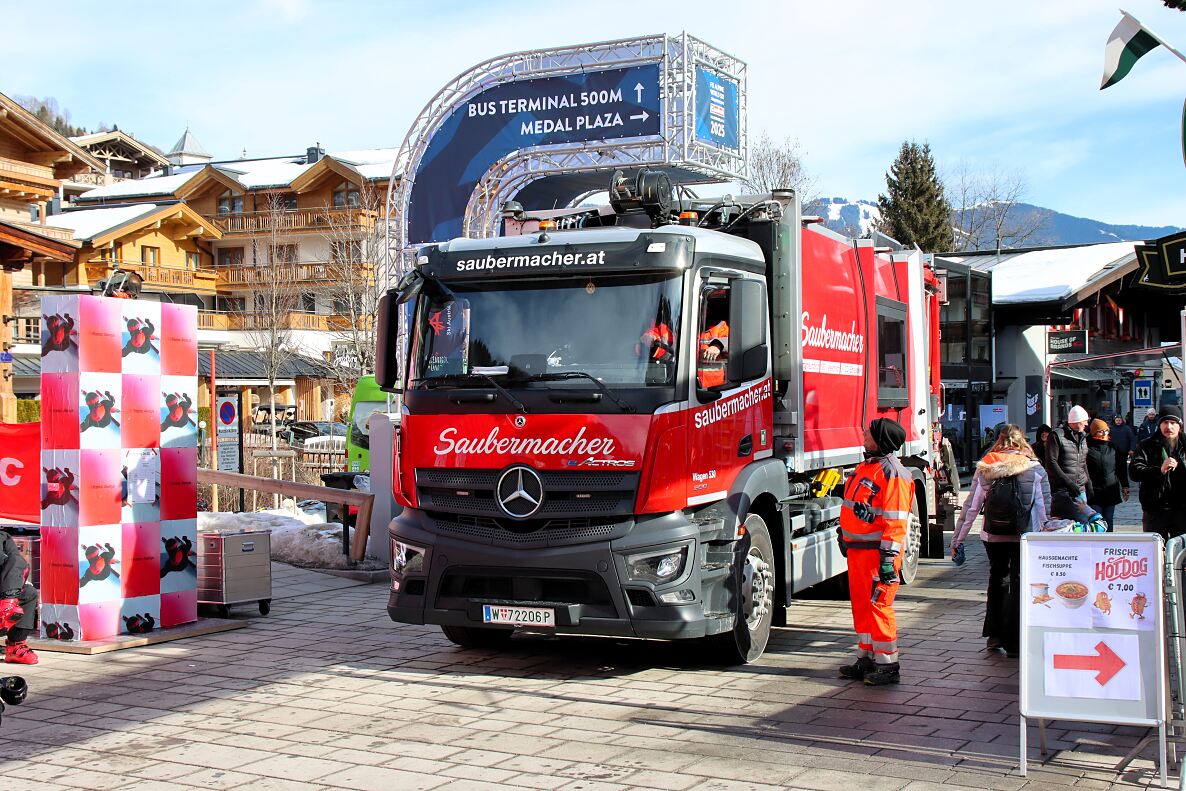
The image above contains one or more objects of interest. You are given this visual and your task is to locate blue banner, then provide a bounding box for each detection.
[408,64,662,245]
[694,66,739,150]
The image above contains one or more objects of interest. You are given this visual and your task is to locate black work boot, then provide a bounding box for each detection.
[838,656,875,680]
[863,662,901,686]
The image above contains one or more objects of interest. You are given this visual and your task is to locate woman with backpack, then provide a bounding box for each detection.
[952,425,1051,657]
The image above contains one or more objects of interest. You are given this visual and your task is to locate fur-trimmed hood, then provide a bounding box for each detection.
[976,450,1037,481]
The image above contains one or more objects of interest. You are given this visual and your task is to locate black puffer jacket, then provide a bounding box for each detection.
[1046,425,1092,500]
[0,532,30,598]
[1087,438,1129,507]
[1129,435,1186,513]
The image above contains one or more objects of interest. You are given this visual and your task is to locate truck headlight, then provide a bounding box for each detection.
[625,544,689,584]
[392,540,425,575]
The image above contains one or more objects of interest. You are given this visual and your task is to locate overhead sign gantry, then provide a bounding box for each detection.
[384,33,747,285]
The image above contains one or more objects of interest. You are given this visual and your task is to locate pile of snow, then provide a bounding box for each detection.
[198,502,383,570]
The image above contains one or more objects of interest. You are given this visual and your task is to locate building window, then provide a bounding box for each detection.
[301,293,317,312]
[217,247,244,268]
[332,181,360,209]
[876,296,909,407]
[333,294,350,315]
[269,244,297,264]
[330,240,362,263]
[217,190,243,215]
[186,252,201,270]
[276,194,297,211]
[141,246,160,265]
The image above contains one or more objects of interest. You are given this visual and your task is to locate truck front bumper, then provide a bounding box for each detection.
[386,508,730,641]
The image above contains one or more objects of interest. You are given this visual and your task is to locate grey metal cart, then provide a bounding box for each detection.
[198,527,272,618]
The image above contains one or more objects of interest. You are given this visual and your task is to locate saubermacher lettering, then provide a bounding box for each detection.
[801,311,863,353]
[0,457,22,486]
[434,426,616,457]
[694,380,772,429]
[455,250,606,272]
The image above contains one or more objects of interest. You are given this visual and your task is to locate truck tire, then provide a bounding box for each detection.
[708,513,775,664]
[440,625,514,649]
[899,497,921,586]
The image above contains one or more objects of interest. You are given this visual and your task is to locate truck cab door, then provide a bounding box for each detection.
[687,273,773,505]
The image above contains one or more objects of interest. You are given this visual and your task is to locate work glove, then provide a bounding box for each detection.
[0,598,23,632]
[878,553,898,586]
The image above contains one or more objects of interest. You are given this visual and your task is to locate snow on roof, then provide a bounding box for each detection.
[331,148,398,165]
[43,204,159,241]
[76,171,197,200]
[940,242,1136,304]
[234,159,312,189]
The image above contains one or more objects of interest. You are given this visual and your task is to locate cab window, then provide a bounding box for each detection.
[697,285,731,392]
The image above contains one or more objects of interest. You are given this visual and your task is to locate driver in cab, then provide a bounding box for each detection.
[640,320,729,389]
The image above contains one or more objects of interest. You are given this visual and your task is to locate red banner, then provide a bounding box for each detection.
[0,422,40,524]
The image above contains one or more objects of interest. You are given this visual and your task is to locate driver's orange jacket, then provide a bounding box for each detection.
[697,321,729,388]
[641,323,674,359]
[839,454,913,555]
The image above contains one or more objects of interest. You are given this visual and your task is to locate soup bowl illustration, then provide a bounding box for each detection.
[1055,581,1090,609]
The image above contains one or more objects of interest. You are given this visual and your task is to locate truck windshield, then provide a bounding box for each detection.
[411,273,682,387]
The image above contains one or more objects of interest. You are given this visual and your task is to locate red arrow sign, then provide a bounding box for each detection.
[1052,641,1126,685]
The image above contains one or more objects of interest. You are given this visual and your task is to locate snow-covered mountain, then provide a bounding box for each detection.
[805,197,1181,248]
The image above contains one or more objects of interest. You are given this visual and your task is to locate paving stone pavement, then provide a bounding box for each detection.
[0,498,1172,791]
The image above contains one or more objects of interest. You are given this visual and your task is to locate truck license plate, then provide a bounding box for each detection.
[482,605,554,628]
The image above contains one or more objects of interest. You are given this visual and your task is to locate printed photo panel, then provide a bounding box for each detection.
[160,303,197,376]
[78,524,122,604]
[78,600,121,641]
[40,603,81,642]
[79,296,123,374]
[78,449,122,527]
[119,594,161,635]
[121,447,160,523]
[121,374,161,449]
[119,300,162,375]
[78,372,122,450]
[121,522,161,600]
[160,447,197,521]
[159,518,197,595]
[41,449,80,529]
[41,372,81,450]
[160,588,197,628]
[39,525,80,606]
[160,375,198,448]
[40,295,80,374]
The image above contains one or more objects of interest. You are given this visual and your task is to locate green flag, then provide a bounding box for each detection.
[1101,12,1162,89]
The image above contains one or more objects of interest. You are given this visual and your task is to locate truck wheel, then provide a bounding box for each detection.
[440,625,513,649]
[899,498,921,586]
[708,513,775,664]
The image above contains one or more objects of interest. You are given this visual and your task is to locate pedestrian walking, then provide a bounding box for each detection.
[1135,407,1160,443]
[1086,419,1128,531]
[1110,414,1138,459]
[1045,405,1093,519]
[838,418,912,686]
[952,425,1050,657]
[1129,406,1186,540]
[1033,424,1052,467]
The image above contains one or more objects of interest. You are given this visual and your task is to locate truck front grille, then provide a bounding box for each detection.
[427,512,622,546]
[415,468,639,520]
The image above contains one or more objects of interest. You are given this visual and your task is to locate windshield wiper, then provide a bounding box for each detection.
[419,373,528,413]
[516,371,634,413]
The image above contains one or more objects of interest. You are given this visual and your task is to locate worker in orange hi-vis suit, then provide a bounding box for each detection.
[837,418,913,686]
[696,321,729,388]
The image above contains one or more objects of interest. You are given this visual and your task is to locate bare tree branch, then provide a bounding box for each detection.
[740,132,818,204]
[946,161,1051,252]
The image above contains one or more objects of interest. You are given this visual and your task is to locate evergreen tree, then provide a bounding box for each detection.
[875,141,953,252]
[14,96,89,138]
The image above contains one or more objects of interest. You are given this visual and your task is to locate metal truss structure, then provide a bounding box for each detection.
[382,33,747,288]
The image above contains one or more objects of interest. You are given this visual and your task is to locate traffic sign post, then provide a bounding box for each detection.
[1019,533,1167,785]
[215,391,245,511]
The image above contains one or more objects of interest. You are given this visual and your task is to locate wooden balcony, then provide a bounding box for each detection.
[84,261,220,295]
[0,156,59,202]
[9,221,76,243]
[206,207,378,235]
[70,172,133,187]
[0,156,55,182]
[217,261,376,288]
[197,311,364,332]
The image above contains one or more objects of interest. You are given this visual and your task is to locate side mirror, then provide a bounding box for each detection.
[374,289,402,393]
[728,279,768,383]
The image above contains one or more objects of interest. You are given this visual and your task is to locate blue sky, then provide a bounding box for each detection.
[7,0,1186,226]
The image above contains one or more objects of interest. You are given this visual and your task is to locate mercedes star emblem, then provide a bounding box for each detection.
[514,415,527,428]
[496,465,544,519]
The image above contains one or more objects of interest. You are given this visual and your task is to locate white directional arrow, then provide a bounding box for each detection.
[630,110,649,122]
[634,82,645,102]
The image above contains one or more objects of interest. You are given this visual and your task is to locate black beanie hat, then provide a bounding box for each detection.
[1159,405,1183,427]
[869,418,906,455]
